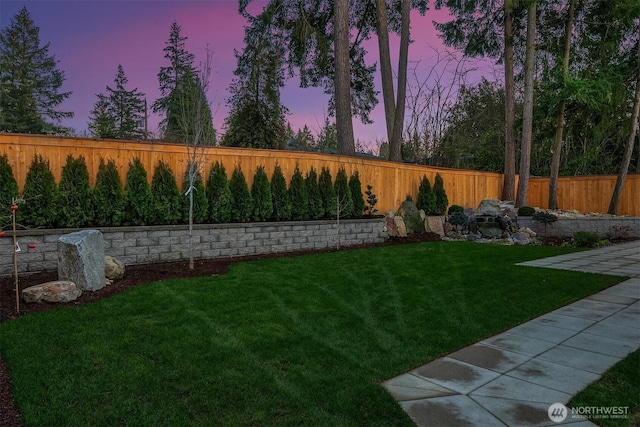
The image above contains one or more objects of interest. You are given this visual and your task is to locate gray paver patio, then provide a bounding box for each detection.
[383,240,639,426]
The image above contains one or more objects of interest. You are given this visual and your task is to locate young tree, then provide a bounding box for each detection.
[305,167,323,220]
[289,165,309,220]
[16,155,58,228]
[93,159,125,227]
[333,168,354,218]
[180,165,208,225]
[318,167,336,218]
[416,175,436,215]
[124,158,153,226]
[206,162,232,223]
[251,166,273,221]
[270,164,291,221]
[229,165,253,223]
[58,155,93,228]
[0,7,73,134]
[349,171,365,217]
[150,161,181,225]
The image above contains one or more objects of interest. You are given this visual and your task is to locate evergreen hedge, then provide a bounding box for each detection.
[230,165,252,222]
[0,154,19,215]
[17,155,58,228]
[417,175,436,215]
[305,167,323,220]
[433,173,449,215]
[93,159,125,227]
[150,161,181,225]
[289,164,308,220]
[206,161,232,223]
[349,170,365,217]
[251,166,273,222]
[334,168,354,218]
[318,167,336,218]
[58,155,93,228]
[181,163,208,224]
[124,158,153,226]
[270,164,291,221]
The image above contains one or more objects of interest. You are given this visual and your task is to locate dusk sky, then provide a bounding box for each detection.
[0,1,497,145]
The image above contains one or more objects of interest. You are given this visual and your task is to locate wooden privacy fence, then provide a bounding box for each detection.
[1,133,638,216]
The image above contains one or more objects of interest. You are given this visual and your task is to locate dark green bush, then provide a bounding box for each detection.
[206,161,232,223]
[532,211,558,224]
[230,165,253,222]
[334,168,354,218]
[93,159,125,227]
[124,158,153,226]
[150,161,181,225]
[349,170,365,217]
[416,175,436,215]
[16,155,58,228]
[181,163,208,224]
[251,166,273,221]
[289,164,308,221]
[270,164,291,221]
[318,167,336,218]
[0,154,18,214]
[58,155,93,228]
[364,185,378,216]
[447,205,464,215]
[448,212,468,226]
[573,231,601,248]
[305,167,322,220]
[518,206,535,216]
[433,173,448,215]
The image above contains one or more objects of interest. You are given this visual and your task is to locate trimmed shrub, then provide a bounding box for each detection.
[518,206,535,216]
[150,161,181,225]
[416,175,436,215]
[206,161,232,223]
[447,205,464,215]
[230,165,253,222]
[433,173,449,215]
[364,185,378,216]
[124,158,153,226]
[318,167,336,218]
[180,163,208,224]
[305,167,323,220]
[251,166,273,221]
[0,154,18,213]
[270,164,291,221]
[58,155,93,228]
[334,167,354,218]
[289,164,308,220]
[17,155,58,228]
[93,159,125,227]
[349,170,365,217]
[573,231,601,248]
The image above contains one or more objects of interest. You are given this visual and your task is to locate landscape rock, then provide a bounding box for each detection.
[476,199,517,219]
[394,216,408,237]
[105,255,125,280]
[58,230,105,291]
[22,281,82,303]
[518,227,537,238]
[386,214,399,237]
[425,216,445,238]
[511,232,531,245]
[396,199,424,234]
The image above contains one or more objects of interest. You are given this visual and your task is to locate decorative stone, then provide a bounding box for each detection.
[511,232,531,245]
[519,227,537,237]
[58,230,105,291]
[396,199,424,234]
[386,214,399,237]
[22,281,82,303]
[425,216,445,238]
[105,255,125,280]
[476,199,517,219]
[419,209,426,221]
[394,216,408,237]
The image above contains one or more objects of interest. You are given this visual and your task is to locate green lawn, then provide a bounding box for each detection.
[0,241,624,426]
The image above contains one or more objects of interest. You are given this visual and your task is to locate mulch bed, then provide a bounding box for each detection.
[0,233,440,427]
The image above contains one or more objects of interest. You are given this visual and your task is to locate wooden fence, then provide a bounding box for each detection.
[1,133,638,216]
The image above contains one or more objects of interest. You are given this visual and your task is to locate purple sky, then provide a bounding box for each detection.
[1,1,496,144]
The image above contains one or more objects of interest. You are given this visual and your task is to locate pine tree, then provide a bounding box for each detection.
[318,167,336,218]
[349,170,365,217]
[150,161,181,225]
[289,164,309,220]
[124,158,153,226]
[93,159,125,227]
[229,165,253,222]
[88,94,116,139]
[270,164,291,221]
[0,7,73,134]
[305,167,323,220]
[206,162,232,223]
[251,166,273,221]
[58,155,93,228]
[16,155,58,228]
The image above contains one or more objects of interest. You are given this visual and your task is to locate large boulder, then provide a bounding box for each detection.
[476,198,517,219]
[394,216,408,237]
[425,216,445,238]
[22,281,82,303]
[105,256,125,280]
[396,199,424,234]
[58,230,105,291]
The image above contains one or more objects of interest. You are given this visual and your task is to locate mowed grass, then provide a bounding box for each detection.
[0,241,624,426]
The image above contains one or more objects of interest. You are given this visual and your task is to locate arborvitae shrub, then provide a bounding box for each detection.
[150,161,181,225]
[230,165,252,222]
[206,161,232,223]
[447,204,464,215]
[270,164,291,221]
[517,206,535,216]
[416,175,436,215]
[124,158,153,226]
[318,167,336,218]
[93,159,125,227]
[17,155,58,228]
[349,170,365,217]
[334,167,353,218]
[433,173,449,215]
[181,163,208,224]
[0,154,18,214]
[289,164,308,220]
[58,155,93,228]
[305,167,322,220]
[251,166,273,221]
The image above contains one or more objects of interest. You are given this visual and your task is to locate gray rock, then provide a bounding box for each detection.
[58,230,105,291]
[397,199,424,234]
[386,214,399,237]
[394,216,408,237]
[105,255,125,280]
[22,281,82,303]
[511,232,531,245]
[425,216,445,237]
[476,199,503,216]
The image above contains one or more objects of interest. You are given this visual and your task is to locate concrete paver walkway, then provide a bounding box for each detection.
[383,240,640,426]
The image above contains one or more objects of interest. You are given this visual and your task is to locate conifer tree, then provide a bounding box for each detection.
[349,170,365,217]
[206,162,232,223]
[318,167,336,218]
[433,173,449,215]
[416,175,436,215]
[270,164,291,221]
[289,164,309,220]
[93,159,125,227]
[0,7,73,134]
[334,168,354,218]
[16,155,58,228]
[58,155,93,228]
[0,154,18,211]
[251,166,273,221]
[305,167,323,220]
[150,161,181,225]
[124,158,153,226]
[230,165,253,222]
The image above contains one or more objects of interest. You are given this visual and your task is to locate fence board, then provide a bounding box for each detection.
[1,134,638,216]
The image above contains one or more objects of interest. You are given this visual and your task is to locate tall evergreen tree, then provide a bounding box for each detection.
[289,164,309,220]
[305,167,323,220]
[87,94,116,139]
[16,154,58,228]
[206,161,232,223]
[0,7,73,134]
[93,159,125,227]
[0,154,18,211]
[124,158,153,226]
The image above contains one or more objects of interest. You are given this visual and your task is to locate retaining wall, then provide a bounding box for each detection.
[1,218,387,277]
[518,217,640,239]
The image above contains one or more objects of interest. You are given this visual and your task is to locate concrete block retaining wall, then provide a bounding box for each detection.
[1,218,387,277]
[518,217,640,239]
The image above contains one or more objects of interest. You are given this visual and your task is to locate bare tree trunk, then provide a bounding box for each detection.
[334,0,356,156]
[502,0,516,202]
[515,1,537,208]
[549,0,575,210]
[375,0,395,144]
[389,0,410,162]
[608,38,640,214]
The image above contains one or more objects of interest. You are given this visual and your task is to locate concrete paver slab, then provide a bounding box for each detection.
[400,394,507,427]
[600,283,640,298]
[550,305,612,321]
[470,375,571,404]
[507,359,601,395]
[562,332,638,358]
[471,396,567,427]
[582,322,640,343]
[505,322,578,344]
[570,299,627,313]
[536,345,621,374]
[382,373,457,401]
[586,293,638,305]
[447,343,530,373]
[482,332,558,357]
[533,313,595,332]
[411,357,501,394]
